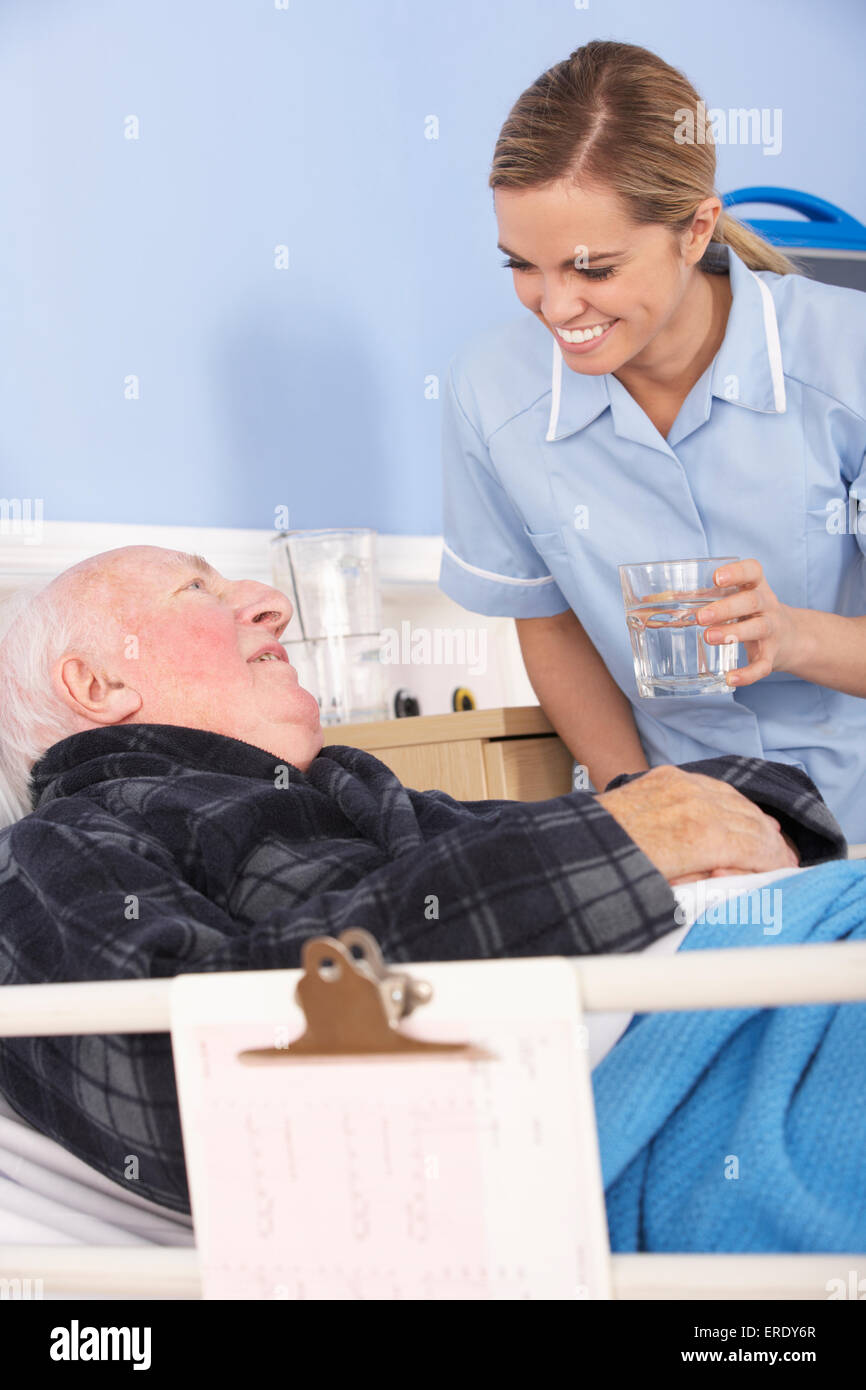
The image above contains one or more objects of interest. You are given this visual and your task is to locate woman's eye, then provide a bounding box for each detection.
[185,579,206,591]
[500,258,615,281]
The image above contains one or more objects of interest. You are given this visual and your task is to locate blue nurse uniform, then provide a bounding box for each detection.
[438,242,866,841]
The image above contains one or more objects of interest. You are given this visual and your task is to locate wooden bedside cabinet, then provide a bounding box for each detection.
[321,705,574,802]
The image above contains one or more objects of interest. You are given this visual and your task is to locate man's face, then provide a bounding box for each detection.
[56,545,323,766]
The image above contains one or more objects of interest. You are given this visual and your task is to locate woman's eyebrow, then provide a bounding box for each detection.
[497,242,623,267]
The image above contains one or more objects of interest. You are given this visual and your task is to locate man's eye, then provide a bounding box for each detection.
[185,579,207,591]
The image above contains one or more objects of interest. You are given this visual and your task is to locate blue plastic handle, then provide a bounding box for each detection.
[722,186,866,250]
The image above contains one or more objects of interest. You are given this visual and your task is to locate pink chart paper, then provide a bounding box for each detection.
[170,961,611,1300]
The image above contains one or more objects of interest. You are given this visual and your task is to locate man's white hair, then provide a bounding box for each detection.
[0,577,109,828]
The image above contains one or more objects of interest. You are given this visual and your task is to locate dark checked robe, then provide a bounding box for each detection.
[0,723,846,1213]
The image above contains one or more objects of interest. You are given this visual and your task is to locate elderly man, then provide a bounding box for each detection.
[0,546,846,1215]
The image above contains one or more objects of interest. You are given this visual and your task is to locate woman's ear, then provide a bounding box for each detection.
[53,654,142,726]
[683,196,723,265]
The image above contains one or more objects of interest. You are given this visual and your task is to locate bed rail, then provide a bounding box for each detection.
[1,943,865,1300]
[0,1246,857,1301]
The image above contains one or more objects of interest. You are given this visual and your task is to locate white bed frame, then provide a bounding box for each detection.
[1,938,865,1300]
[2,545,864,1297]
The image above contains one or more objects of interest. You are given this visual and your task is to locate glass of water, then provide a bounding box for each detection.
[618,557,741,698]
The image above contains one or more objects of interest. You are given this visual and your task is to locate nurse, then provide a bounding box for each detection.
[438,39,866,843]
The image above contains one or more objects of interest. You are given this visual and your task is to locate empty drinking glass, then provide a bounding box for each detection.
[271,529,388,724]
[618,557,741,698]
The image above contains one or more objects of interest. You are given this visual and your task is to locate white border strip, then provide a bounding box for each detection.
[545,336,563,441]
[442,540,556,587]
[753,274,787,413]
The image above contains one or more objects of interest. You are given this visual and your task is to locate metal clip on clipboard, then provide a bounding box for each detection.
[238,928,486,1063]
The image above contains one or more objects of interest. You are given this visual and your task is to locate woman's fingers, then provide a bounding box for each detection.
[713,559,763,588]
[704,616,771,643]
[697,591,760,625]
[726,655,773,687]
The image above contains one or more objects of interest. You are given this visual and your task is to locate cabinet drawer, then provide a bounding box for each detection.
[365,741,488,800]
[483,737,574,801]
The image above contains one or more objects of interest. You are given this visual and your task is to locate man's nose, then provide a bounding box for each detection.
[233,582,294,638]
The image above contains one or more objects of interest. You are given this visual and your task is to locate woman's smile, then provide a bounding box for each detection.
[553,318,619,353]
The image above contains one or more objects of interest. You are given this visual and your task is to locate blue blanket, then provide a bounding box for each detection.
[592,859,866,1252]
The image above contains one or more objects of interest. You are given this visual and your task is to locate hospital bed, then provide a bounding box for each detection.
[1,862,865,1301]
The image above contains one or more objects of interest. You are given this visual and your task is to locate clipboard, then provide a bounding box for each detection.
[170,932,612,1300]
[237,930,489,1063]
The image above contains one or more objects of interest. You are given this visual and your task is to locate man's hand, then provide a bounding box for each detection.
[665,831,802,886]
[596,764,800,885]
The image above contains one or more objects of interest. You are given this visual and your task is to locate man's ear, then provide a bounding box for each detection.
[53,655,142,726]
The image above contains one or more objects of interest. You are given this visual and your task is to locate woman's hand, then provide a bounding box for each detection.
[696,559,799,688]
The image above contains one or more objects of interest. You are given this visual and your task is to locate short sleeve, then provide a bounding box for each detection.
[438,361,571,618]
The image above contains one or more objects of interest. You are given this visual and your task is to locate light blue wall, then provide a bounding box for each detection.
[2,0,863,533]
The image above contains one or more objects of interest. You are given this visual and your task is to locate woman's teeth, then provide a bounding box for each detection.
[253,652,282,661]
[556,320,615,344]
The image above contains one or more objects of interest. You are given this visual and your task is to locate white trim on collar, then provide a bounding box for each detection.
[544,247,787,441]
[545,336,563,442]
[751,271,787,413]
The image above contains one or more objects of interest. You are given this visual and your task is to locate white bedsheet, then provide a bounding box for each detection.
[0,864,814,1252]
[0,1091,194,1247]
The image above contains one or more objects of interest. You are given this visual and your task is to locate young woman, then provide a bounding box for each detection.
[438,40,866,842]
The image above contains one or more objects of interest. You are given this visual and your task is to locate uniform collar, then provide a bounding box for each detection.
[544,242,787,444]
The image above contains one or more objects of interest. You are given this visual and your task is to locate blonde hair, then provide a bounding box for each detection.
[490,40,800,276]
